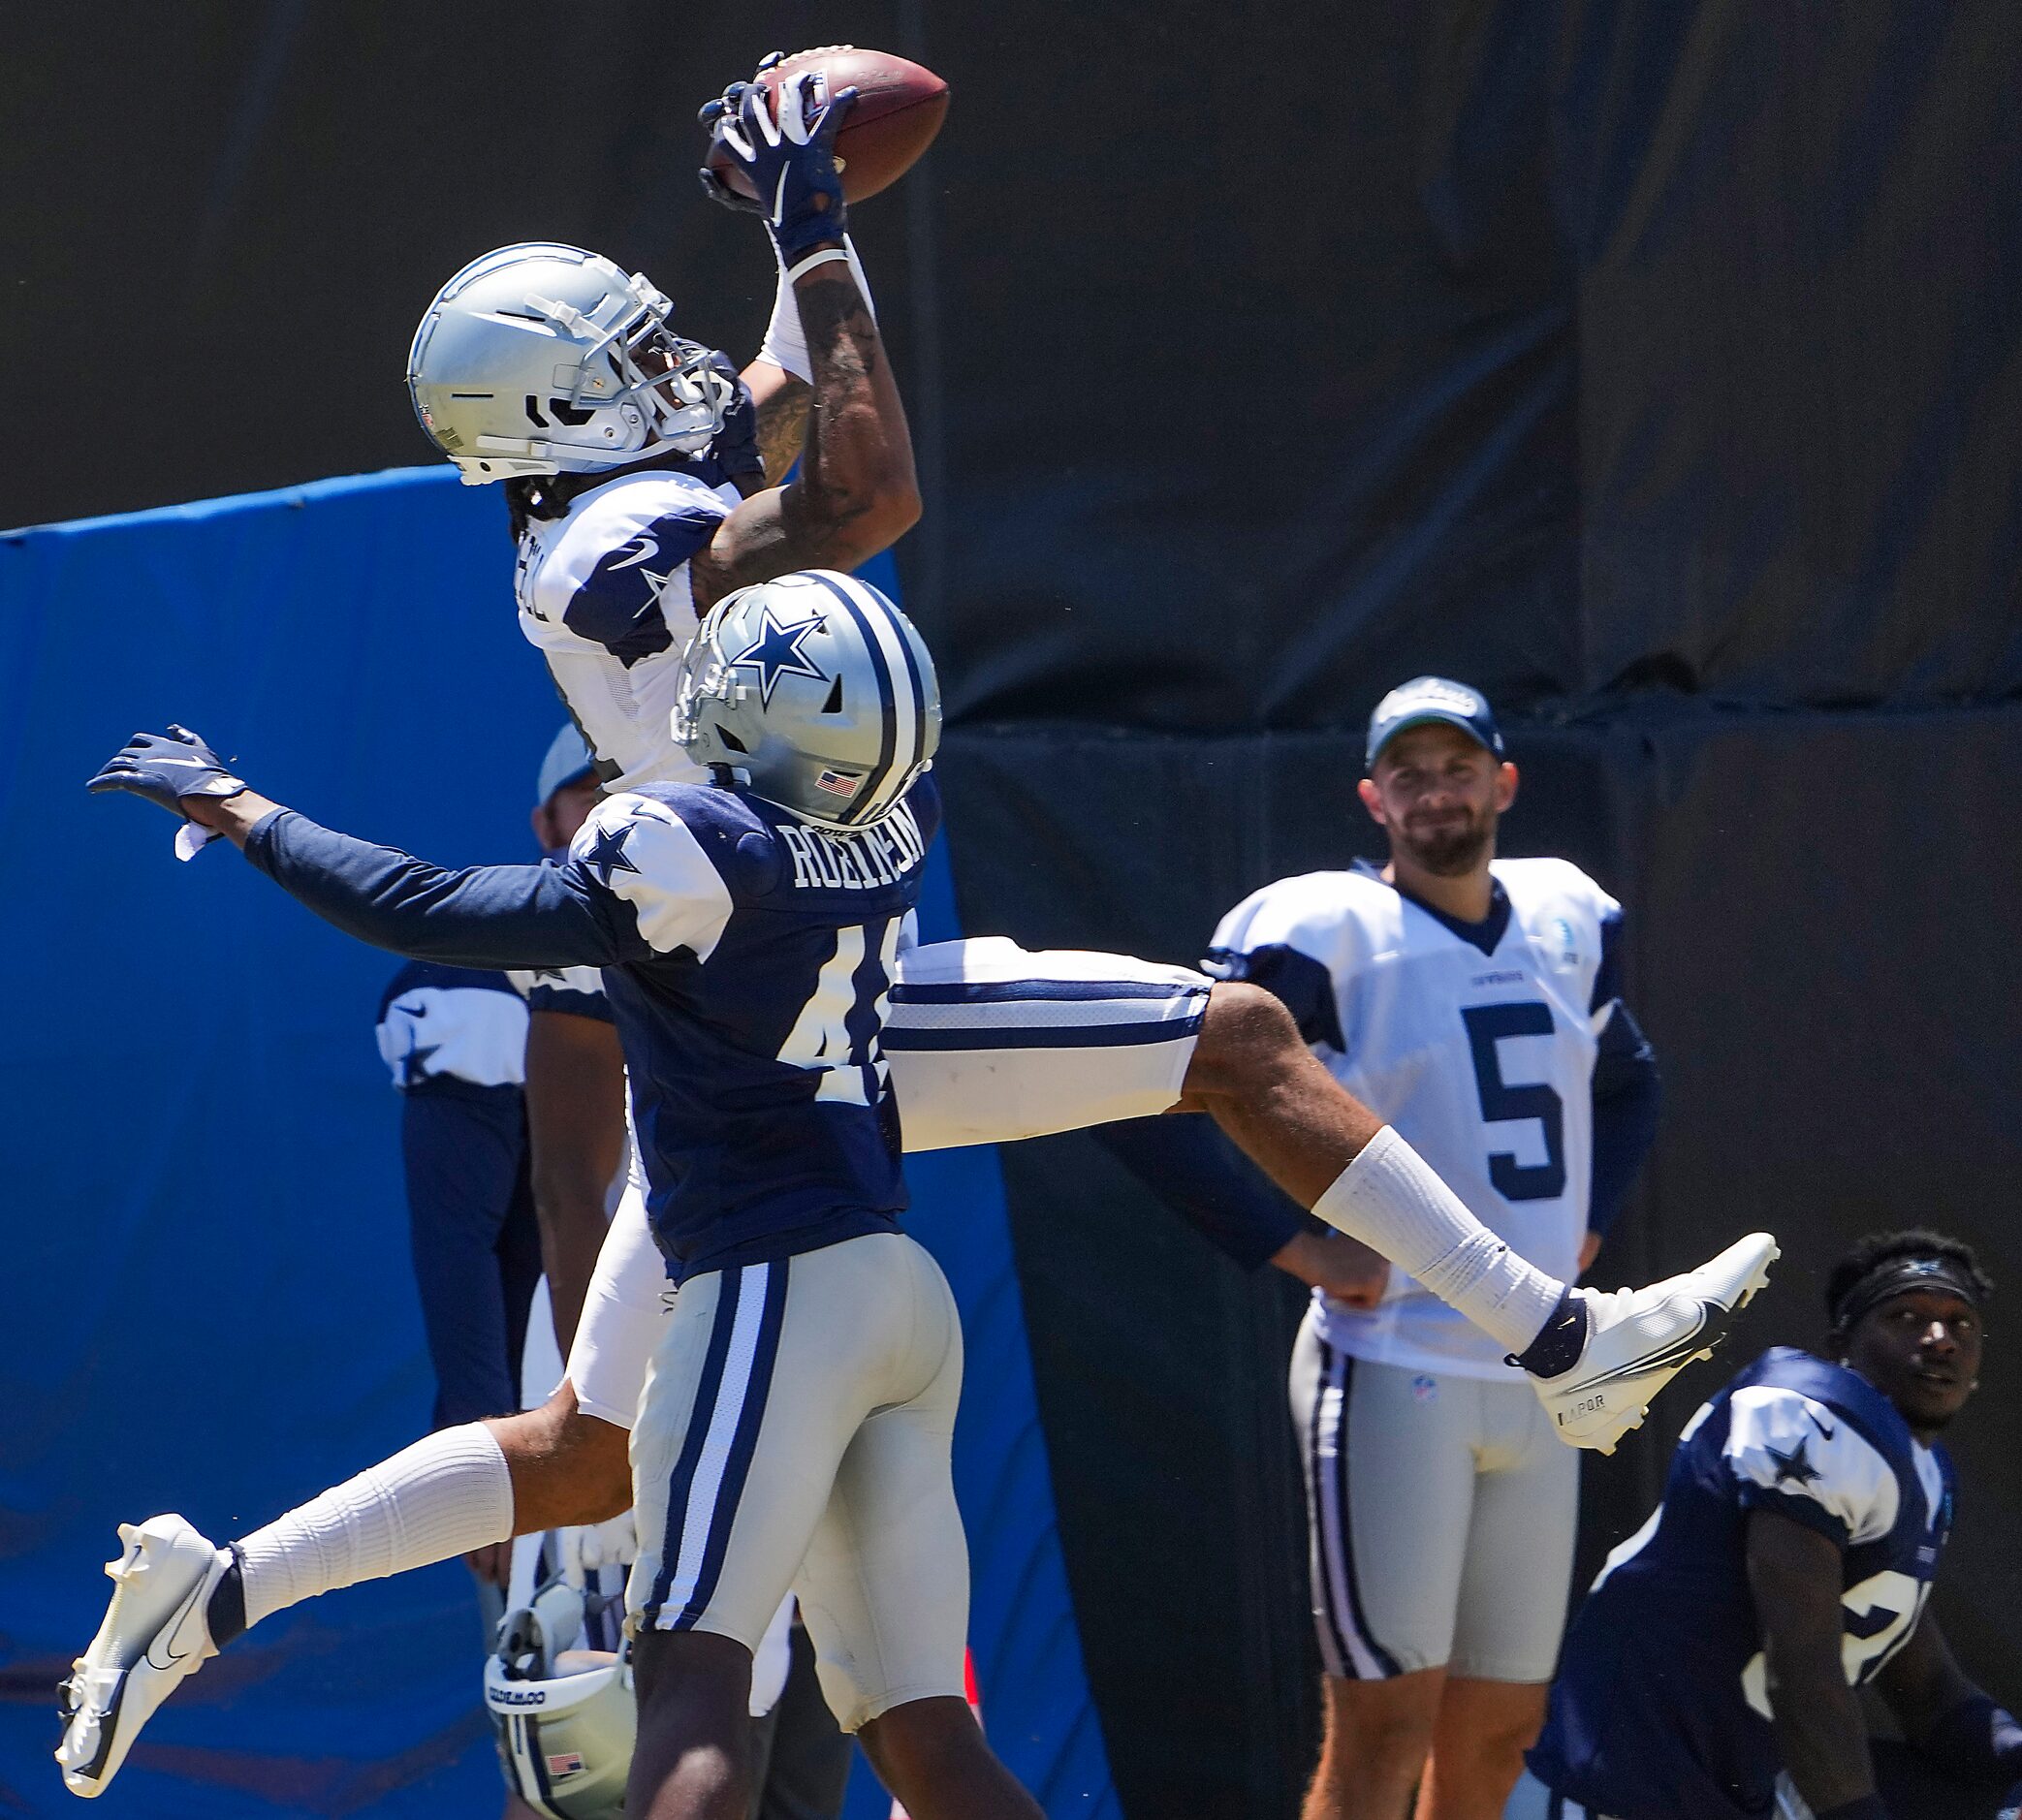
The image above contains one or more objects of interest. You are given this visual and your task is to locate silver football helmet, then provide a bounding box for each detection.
[485,1578,632,1820]
[408,243,733,486]
[672,570,940,832]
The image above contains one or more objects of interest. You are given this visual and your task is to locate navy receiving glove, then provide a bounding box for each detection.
[696,49,785,214]
[698,61,856,261]
[86,725,247,816]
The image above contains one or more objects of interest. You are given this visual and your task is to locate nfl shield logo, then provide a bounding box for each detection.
[814,768,860,798]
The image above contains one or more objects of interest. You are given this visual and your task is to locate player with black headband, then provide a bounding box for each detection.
[1528,1229,2022,1820]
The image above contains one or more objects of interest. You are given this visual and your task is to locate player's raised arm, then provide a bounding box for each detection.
[85,727,631,973]
[690,67,920,604]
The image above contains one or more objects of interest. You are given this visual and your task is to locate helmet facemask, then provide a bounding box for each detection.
[408,245,734,486]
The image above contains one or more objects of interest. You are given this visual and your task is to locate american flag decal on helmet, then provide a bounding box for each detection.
[547,1751,584,1777]
[815,768,861,798]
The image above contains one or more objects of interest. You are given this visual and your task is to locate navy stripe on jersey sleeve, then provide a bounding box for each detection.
[1732,1477,1857,1547]
[377,958,519,1020]
[1204,941,1345,1051]
[1095,1114,1307,1271]
[1591,905,1626,1013]
[246,810,646,971]
[562,503,723,666]
[1589,1001,1660,1239]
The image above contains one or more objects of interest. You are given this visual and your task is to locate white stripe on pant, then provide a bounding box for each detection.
[1298,1334,1401,1679]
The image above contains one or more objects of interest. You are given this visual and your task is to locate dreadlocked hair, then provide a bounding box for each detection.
[1825,1228,1993,1328]
[504,472,599,543]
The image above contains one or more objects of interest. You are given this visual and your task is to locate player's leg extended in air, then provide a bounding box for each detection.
[56,945,1774,1804]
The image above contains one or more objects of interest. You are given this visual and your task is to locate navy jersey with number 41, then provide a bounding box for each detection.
[1529,1347,1955,1819]
[247,773,940,1284]
[585,777,938,1281]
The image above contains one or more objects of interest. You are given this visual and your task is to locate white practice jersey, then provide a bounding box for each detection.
[514,467,741,790]
[1210,859,1623,1377]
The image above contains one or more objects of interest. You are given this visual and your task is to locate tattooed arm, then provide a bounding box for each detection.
[742,361,811,487]
[693,251,919,606]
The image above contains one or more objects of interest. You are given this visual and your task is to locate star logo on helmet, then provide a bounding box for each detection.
[729,607,828,707]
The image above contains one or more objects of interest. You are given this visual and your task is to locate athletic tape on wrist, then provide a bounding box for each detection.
[786,247,852,284]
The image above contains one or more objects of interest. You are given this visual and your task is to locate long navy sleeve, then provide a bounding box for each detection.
[1588,1001,1660,1239]
[1586,909,1660,1240]
[1094,1114,1307,1271]
[244,809,634,971]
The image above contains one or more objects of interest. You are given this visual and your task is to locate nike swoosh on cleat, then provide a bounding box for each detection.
[149,758,215,768]
[1564,1302,1718,1393]
[143,1574,210,1673]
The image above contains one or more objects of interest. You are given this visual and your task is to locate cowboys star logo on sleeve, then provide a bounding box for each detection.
[582,821,644,888]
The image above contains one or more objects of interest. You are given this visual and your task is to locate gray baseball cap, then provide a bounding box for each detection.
[535,724,596,806]
[1365,675,1504,769]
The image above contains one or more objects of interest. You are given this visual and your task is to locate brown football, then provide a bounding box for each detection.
[705,46,949,204]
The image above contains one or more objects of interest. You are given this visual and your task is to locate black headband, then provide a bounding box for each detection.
[1832,1255,1986,1334]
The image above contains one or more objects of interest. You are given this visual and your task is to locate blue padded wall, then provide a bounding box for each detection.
[0,470,1114,1818]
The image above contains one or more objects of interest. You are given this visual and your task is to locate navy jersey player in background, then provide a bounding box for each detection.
[376,725,603,1818]
[377,724,602,1436]
[1527,1230,2022,1820]
[374,727,598,1644]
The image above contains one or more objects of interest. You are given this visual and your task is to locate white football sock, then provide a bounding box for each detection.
[236,1424,513,1629]
[1311,1125,1566,1354]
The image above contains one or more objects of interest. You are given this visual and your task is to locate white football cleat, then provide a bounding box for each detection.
[1533,1232,1780,1455]
[55,1515,227,1798]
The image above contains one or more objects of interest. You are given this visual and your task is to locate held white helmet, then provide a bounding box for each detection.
[672,570,940,832]
[485,1578,633,1820]
[409,243,733,486]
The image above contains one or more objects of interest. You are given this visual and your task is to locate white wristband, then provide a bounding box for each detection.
[785,246,852,284]
[758,235,874,383]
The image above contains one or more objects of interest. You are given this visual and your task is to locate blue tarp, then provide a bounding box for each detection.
[0,468,1116,1819]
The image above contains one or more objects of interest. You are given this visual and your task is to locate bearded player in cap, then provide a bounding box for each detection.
[63,51,1777,1817]
[1530,1230,2022,1820]
[1191,676,1663,1820]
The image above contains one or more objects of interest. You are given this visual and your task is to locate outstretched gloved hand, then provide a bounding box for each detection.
[87,725,249,860]
[86,725,247,817]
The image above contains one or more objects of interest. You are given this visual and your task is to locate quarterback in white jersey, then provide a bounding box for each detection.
[1208,676,1663,1820]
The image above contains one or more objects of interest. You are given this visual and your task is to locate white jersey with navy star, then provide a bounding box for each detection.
[514,467,737,791]
[1209,858,1622,1377]
[1531,1347,1955,1819]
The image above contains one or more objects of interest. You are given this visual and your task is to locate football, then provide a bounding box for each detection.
[706,46,949,204]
